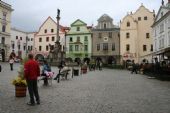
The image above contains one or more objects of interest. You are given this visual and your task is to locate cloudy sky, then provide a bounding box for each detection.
[3,0,167,32]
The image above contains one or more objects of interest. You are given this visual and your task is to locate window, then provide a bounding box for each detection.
[126,33,130,38]
[103,43,108,50]
[52,37,55,41]
[75,45,79,51]
[77,27,80,31]
[151,44,153,51]
[18,44,20,50]
[143,45,147,51]
[146,33,150,38]
[11,41,15,49]
[23,43,26,51]
[46,45,49,51]
[1,37,5,44]
[20,37,22,40]
[28,46,30,51]
[51,29,54,33]
[46,37,49,42]
[144,16,147,20]
[31,38,33,41]
[39,46,42,51]
[126,44,130,51]
[2,12,7,20]
[97,44,100,51]
[31,46,33,51]
[84,36,88,41]
[138,17,141,21]
[84,45,88,51]
[99,33,102,38]
[160,23,164,33]
[77,37,80,42]
[44,29,47,33]
[104,23,106,29]
[109,32,112,38]
[2,25,6,32]
[112,43,115,51]
[127,22,130,27]
[39,38,42,42]
[70,37,73,42]
[69,45,73,51]
[16,36,18,40]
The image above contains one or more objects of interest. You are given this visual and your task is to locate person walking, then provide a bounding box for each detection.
[131,60,137,74]
[24,54,40,106]
[9,55,14,71]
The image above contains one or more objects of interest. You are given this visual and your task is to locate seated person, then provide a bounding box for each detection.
[54,64,70,82]
[42,60,52,85]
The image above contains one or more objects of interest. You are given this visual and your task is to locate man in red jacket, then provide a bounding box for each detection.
[24,54,40,106]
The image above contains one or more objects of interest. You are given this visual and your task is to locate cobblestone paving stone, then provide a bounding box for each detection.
[0,62,170,113]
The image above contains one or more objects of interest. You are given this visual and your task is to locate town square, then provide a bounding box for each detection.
[0,0,170,113]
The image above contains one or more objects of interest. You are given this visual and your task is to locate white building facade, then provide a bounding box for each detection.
[34,17,66,60]
[10,28,35,59]
[152,1,170,62]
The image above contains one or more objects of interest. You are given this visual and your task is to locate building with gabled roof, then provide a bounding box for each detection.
[66,19,92,61]
[34,16,66,60]
[120,4,155,66]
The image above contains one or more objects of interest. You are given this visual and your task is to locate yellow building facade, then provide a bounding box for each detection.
[120,4,155,64]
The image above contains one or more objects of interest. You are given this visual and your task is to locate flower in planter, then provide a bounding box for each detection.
[12,76,27,87]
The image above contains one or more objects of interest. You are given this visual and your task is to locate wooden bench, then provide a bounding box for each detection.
[55,69,70,83]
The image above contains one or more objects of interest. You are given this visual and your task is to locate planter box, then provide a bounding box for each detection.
[15,86,27,97]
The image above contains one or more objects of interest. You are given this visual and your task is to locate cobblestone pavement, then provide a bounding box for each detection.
[0,62,170,113]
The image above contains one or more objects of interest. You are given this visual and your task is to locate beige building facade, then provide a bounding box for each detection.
[0,0,13,61]
[34,17,65,60]
[120,4,155,65]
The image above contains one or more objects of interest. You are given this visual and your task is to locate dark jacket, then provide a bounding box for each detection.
[24,59,40,80]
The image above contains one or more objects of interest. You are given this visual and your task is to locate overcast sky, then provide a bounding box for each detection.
[3,0,167,32]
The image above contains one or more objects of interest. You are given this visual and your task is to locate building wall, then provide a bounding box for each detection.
[120,4,154,63]
[34,17,65,58]
[66,19,92,60]
[0,1,13,61]
[152,2,170,61]
[10,28,35,59]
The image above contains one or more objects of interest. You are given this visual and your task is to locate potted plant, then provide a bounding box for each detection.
[12,58,28,97]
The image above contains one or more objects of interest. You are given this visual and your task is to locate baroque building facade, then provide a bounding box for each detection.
[152,0,170,62]
[92,14,120,64]
[34,16,65,60]
[0,0,13,61]
[120,4,155,65]
[66,19,92,61]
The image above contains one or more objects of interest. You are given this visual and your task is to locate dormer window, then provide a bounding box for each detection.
[127,22,130,27]
[77,27,80,31]
[104,23,106,29]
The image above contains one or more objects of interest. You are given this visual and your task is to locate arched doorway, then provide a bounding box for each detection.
[108,56,116,64]
[83,57,90,64]
[35,54,44,62]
